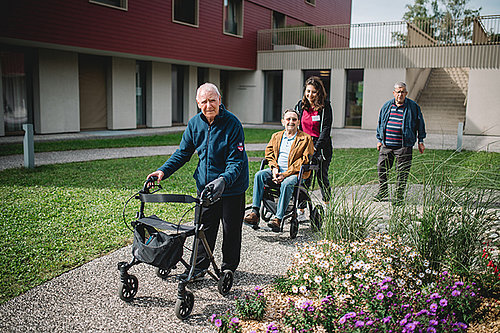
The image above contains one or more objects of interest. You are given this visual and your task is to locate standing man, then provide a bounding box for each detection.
[375,82,426,205]
[147,83,249,278]
[244,109,314,232]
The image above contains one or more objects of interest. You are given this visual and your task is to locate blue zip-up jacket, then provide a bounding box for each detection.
[376,98,426,147]
[157,104,249,196]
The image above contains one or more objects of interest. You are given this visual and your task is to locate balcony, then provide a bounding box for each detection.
[257,15,500,51]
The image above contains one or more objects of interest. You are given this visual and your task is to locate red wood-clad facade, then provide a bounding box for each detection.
[0,0,351,70]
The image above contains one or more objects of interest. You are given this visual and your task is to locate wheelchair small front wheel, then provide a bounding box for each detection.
[175,290,195,319]
[156,267,171,280]
[118,274,138,302]
[290,217,299,239]
[218,270,234,296]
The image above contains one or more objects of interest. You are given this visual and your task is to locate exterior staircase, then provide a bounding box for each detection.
[417,68,469,134]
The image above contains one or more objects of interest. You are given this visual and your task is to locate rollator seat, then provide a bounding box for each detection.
[137,214,196,236]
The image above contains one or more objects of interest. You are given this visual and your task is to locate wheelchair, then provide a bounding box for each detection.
[244,159,324,239]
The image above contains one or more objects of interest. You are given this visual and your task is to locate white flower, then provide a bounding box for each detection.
[345,273,352,280]
[314,276,323,284]
[292,285,299,293]
[299,285,307,294]
[303,273,310,280]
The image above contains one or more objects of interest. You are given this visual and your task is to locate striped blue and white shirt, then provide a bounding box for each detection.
[385,104,404,147]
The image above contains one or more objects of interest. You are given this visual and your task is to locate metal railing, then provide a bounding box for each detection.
[257,15,500,51]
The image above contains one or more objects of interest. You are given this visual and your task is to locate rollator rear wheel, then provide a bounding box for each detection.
[156,267,171,280]
[118,274,138,302]
[289,217,299,239]
[310,205,324,231]
[175,290,194,319]
[217,270,234,296]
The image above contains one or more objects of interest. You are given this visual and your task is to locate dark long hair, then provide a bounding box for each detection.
[301,76,327,112]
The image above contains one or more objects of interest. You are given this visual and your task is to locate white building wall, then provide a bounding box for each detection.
[362,68,406,130]
[187,66,198,121]
[208,68,220,88]
[330,68,346,128]
[36,49,79,134]
[227,71,264,124]
[282,69,302,110]
[108,57,135,130]
[148,62,171,127]
[465,69,500,136]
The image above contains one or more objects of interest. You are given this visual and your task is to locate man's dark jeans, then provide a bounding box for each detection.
[377,145,413,200]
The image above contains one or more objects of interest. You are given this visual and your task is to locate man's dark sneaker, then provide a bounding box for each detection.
[373,193,389,202]
[178,267,206,281]
[244,210,260,226]
[267,218,281,232]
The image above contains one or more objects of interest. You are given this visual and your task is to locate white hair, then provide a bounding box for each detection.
[196,82,221,99]
[394,81,407,90]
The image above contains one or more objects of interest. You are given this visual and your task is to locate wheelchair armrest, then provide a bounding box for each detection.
[260,159,269,170]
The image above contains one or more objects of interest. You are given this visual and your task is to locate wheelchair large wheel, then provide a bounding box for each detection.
[175,290,195,319]
[311,205,324,231]
[217,269,234,296]
[289,216,299,239]
[118,274,138,302]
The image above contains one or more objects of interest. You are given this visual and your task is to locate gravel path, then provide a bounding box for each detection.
[0,220,317,332]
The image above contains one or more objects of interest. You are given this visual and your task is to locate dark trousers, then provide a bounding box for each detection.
[304,152,332,202]
[377,145,413,199]
[193,192,245,272]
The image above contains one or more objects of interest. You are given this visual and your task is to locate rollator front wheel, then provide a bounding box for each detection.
[217,270,234,296]
[289,217,299,239]
[156,267,171,280]
[118,274,138,302]
[175,290,194,319]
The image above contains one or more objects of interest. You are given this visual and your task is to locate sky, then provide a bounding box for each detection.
[351,0,500,24]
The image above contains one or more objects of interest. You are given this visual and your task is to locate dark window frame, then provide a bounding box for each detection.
[172,0,199,27]
[89,0,128,11]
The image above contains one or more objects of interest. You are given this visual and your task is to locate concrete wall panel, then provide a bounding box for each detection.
[465,69,500,136]
[227,71,264,124]
[282,70,302,110]
[148,62,171,127]
[362,68,406,131]
[36,49,79,134]
[108,57,135,130]
[330,68,346,128]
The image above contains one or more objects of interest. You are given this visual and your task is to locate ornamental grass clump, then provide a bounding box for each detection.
[235,286,267,321]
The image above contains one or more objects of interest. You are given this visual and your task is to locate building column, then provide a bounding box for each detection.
[362,68,406,130]
[330,68,346,128]
[148,62,172,127]
[208,68,220,88]
[108,57,136,130]
[282,69,302,110]
[35,49,79,134]
[186,66,198,120]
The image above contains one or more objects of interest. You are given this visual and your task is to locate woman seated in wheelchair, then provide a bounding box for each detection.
[244,108,314,232]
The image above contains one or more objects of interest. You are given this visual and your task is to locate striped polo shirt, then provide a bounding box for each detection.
[385,103,404,147]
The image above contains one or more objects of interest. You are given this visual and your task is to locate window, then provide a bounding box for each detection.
[173,0,198,26]
[305,0,316,6]
[345,69,364,128]
[89,0,127,10]
[263,71,283,123]
[224,0,243,36]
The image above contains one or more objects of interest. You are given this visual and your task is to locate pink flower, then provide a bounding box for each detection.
[214,319,222,327]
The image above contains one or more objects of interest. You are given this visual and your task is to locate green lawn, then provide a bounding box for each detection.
[0,143,498,303]
[0,128,277,156]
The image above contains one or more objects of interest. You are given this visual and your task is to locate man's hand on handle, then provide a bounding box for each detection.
[146,170,164,184]
[418,142,425,154]
[377,142,383,151]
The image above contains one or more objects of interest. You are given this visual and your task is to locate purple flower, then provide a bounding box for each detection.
[387,291,394,298]
[214,319,222,328]
[355,321,365,327]
[456,322,467,329]
[427,327,437,333]
[451,290,461,297]
[376,293,384,300]
[471,292,476,297]
[439,298,448,307]
[366,320,374,326]
[429,319,438,326]
[383,316,392,323]
[380,284,389,290]
[231,317,240,324]
[455,281,464,287]
[210,314,217,322]
[430,293,440,299]
[339,316,347,324]
[405,322,417,331]
[400,318,408,326]
[430,303,438,312]
[345,312,357,319]
[254,285,262,292]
